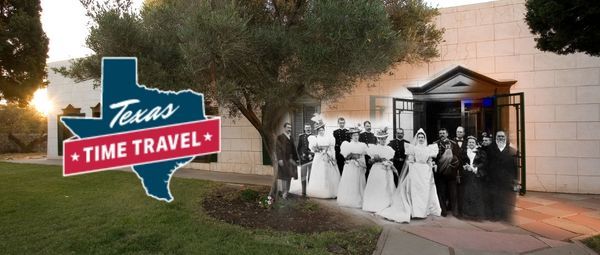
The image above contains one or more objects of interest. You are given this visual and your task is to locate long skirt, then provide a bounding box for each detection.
[459,172,486,220]
[378,162,441,223]
[337,160,366,208]
[362,163,395,212]
[307,153,340,199]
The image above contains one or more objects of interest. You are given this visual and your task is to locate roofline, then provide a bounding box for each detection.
[407,65,517,94]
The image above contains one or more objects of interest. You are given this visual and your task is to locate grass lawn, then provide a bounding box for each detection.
[583,235,600,254]
[0,162,380,254]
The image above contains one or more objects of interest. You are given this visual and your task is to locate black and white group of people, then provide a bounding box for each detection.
[275,115,518,223]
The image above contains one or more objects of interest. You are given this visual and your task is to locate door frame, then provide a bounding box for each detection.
[494,92,526,195]
[392,93,527,195]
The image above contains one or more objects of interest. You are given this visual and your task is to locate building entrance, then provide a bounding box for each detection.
[391,66,526,194]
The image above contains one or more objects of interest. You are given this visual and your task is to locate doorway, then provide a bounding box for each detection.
[390,65,526,194]
[425,101,461,143]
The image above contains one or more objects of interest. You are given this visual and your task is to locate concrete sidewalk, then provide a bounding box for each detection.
[317,185,600,254]
[3,159,598,254]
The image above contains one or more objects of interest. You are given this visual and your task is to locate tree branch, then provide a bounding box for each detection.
[231,98,261,132]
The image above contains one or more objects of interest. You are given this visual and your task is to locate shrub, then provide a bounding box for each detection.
[240,188,260,202]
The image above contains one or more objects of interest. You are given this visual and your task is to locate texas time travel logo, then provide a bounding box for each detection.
[61,57,221,202]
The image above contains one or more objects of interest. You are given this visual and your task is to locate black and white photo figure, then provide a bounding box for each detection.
[362,128,396,212]
[485,131,518,222]
[378,128,442,223]
[434,128,461,217]
[388,128,410,186]
[276,122,299,199]
[306,115,340,199]
[359,121,378,180]
[454,126,467,152]
[458,136,487,220]
[336,127,367,208]
[290,123,314,197]
[333,117,350,175]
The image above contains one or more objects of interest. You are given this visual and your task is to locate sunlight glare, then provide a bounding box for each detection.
[30,88,52,116]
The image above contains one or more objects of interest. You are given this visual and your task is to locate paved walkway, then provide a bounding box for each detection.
[3,159,598,254]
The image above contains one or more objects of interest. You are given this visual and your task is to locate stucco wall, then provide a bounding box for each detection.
[46,0,600,193]
[46,60,100,159]
[187,113,273,176]
[320,0,600,194]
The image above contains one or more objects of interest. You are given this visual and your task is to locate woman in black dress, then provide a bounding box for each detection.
[459,136,487,220]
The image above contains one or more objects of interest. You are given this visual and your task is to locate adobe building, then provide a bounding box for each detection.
[47,0,600,194]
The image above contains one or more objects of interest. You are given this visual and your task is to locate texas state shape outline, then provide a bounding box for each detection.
[61,57,207,202]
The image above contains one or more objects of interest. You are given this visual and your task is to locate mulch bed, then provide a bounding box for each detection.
[202,184,360,233]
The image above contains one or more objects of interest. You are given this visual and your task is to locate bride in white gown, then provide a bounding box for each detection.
[336,127,367,208]
[378,128,441,223]
[306,118,341,199]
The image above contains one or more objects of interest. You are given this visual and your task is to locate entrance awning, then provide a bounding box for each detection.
[407,66,517,101]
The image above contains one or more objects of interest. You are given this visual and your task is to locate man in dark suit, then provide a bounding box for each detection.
[297,123,314,197]
[359,120,377,179]
[485,130,518,221]
[333,117,350,175]
[277,122,299,199]
[388,128,409,186]
[433,128,461,217]
[454,126,467,153]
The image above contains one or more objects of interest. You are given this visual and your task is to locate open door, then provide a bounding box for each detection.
[392,98,426,141]
[495,93,526,195]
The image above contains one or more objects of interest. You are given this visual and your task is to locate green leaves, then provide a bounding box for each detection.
[0,0,49,105]
[525,0,600,56]
[59,0,442,131]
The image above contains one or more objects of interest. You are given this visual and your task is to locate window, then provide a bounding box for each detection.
[263,97,320,165]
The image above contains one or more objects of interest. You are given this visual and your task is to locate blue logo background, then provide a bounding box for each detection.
[61,57,207,202]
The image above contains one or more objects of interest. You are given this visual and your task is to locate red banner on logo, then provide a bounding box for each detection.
[63,118,220,176]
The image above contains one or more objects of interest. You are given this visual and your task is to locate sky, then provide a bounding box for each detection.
[41,0,493,63]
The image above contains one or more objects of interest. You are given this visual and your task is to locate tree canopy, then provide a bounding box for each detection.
[525,0,600,56]
[58,0,443,197]
[0,0,49,105]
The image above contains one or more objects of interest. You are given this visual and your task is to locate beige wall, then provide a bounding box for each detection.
[47,0,600,193]
[194,0,600,194]
[46,60,100,159]
[320,0,600,194]
[187,113,273,176]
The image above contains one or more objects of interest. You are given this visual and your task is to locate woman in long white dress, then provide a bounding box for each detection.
[362,128,396,212]
[306,120,341,199]
[337,127,368,208]
[377,128,441,223]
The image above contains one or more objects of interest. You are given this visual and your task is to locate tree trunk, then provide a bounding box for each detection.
[229,99,289,203]
[261,104,289,200]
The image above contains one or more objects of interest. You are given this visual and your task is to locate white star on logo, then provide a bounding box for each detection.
[203,132,212,141]
[71,153,80,162]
